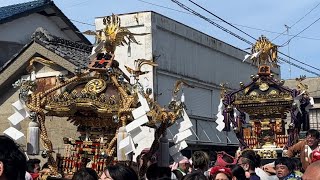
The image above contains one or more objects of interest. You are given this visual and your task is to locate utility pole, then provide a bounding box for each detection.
[284,24,291,79]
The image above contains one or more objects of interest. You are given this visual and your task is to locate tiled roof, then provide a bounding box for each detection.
[0,0,91,44]
[285,78,320,98]
[0,27,92,73]
[0,0,51,23]
[32,27,92,68]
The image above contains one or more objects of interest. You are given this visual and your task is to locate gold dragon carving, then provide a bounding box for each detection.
[83,14,148,54]
[251,36,278,68]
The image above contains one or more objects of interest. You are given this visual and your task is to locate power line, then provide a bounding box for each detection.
[272,2,320,41]
[137,0,192,15]
[187,0,257,42]
[278,57,320,76]
[171,0,320,76]
[281,16,320,46]
[70,19,95,26]
[137,0,320,41]
[278,51,320,72]
[233,24,320,41]
[63,0,320,76]
[170,0,254,45]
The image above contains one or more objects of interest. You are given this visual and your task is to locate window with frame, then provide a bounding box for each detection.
[309,109,320,131]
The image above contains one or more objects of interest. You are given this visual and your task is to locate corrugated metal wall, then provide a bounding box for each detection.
[156,73,212,118]
[151,12,275,89]
[157,73,239,146]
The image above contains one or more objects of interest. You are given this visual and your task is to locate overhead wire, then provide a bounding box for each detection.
[170,0,320,76]
[187,0,257,42]
[70,19,95,26]
[231,24,320,41]
[278,51,320,72]
[62,0,320,76]
[280,16,320,46]
[272,2,320,41]
[170,0,254,45]
[137,0,320,41]
[58,0,320,43]
[137,0,192,15]
[67,0,320,41]
[278,57,320,76]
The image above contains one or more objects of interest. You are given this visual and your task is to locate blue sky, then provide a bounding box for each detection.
[2,0,320,80]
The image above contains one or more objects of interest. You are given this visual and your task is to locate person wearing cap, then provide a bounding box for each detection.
[209,166,233,180]
[172,157,190,179]
[215,151,237,168]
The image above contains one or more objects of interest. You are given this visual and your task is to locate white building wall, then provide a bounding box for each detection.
[95,11,281,147]
[95,13,155,96]
[0,13,72,44]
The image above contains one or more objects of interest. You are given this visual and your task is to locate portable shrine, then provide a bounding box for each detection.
[219,36,311,159]
[16,14,190,178]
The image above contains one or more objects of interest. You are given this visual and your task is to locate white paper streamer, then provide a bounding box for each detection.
[120,92,151,153]
[130,75,135,84]
[130,127,145,143]
[243,54,251,62]
[251,51,262,59]
[119,136,135,155]
[4,127,25,141]
[12,100,24,111]
[233,108,240,118]
[4,99,29,143]
[215,99,225,132]
[178,120,193,132]
[242,51,262,63]
[310,97,315,105]
[173,129,192,144]
[8,108,28,125]
[216,122,225,132]
[126,114,149,133]
[117,127,130,161]
[30,71,36,81]
[170,108,192,161]
[132,106,146,119]
[169,141,188,156]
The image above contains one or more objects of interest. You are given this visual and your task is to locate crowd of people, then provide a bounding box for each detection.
[1,129,320,180]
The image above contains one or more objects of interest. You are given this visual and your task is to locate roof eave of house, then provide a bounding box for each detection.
[0,1,53,25]
[0,41,81,90]
[49,4,91,45]
[0,1,91,45]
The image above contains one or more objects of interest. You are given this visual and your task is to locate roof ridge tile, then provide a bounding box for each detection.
[31,27,92,52]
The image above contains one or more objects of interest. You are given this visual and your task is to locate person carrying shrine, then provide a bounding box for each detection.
[286,129,320,171]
